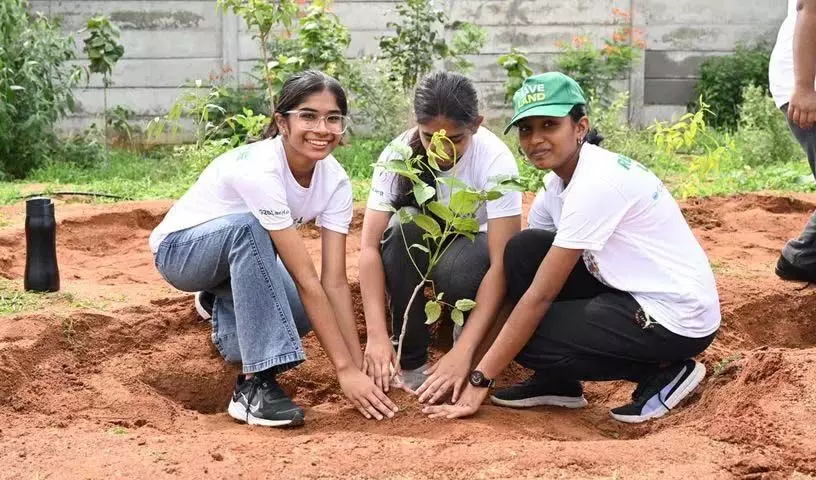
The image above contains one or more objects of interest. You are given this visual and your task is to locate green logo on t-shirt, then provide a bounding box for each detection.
[616,155,648,173]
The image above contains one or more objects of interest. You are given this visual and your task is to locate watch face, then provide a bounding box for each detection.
[470,371,484,385]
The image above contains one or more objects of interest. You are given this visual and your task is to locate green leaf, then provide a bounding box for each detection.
[397,207,415,224]
[437,176,469,190]
[449,190,481,215]
[455,299,476,312]
[425,301,442,324]
[452,217,480,233]
[427,201,454,223]
[413,182,436,205]
[413,214,442,238]
[436,291,445,300]
[451,308,464,326]
[485,190,503,201]
[389,141,413,160]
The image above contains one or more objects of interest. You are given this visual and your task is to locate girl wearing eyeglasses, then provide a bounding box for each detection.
[360,71,523,402]
[150,70,398,428]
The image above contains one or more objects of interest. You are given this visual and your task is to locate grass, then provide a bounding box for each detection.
[0,125,812,208]
[0,279,104,316]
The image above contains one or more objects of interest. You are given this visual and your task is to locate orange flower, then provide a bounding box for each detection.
[611,8,631,20]
[572,35,588,47]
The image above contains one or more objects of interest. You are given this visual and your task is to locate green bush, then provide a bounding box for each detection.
[0,0,84,179]
[691,43,772,130]
[733,84,802,166]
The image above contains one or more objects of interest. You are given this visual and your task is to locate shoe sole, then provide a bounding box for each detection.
[610,361,706,424]
[194,292,212,321]
[774,266,815,283]
[227,400,305,428]
[490,394,589,409]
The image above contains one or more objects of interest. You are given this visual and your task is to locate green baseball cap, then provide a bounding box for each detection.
[504,72,587,134]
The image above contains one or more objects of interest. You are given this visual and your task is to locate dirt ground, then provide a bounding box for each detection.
[1,192,815,479]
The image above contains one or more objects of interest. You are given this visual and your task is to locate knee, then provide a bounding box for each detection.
[381,212,424,261]
[503,229,554,275]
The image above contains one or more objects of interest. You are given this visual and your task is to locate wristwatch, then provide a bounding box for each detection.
[469,370,495,388]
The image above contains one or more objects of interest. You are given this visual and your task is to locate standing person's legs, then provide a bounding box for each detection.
[154,212,307,427]
[778,105,816,280]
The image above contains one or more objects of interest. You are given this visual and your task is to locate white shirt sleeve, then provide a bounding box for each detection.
[527,188,557,231]
[227,162,294,231]
[554,179,630,251]
[366,131,414,211]
[318,178,354,234]
[483,147,523,220]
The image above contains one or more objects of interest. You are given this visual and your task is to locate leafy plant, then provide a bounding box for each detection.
[733,84,803,166]
[648,97,711,156]
[0,0,85,179]
[217,0,300,114]
[691,42,772,130]
[498,48,534,103]
[81,15,125,147]
[379,0,486,92]
[378,130,525,376]
[554,9,644,105]
[106,105,140,147]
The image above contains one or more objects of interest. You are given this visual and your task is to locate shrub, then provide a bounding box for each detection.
[733,84,802,166]
[0,0,84,179]
[691,42,772,130]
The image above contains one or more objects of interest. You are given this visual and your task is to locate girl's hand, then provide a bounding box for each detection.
[363,334,398,393]
[421,383,489,419]
[415,347,472,404]
[337,366,399,420]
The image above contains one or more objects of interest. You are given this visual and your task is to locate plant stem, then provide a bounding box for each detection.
[393,275,428,378]
[259,31,275,114]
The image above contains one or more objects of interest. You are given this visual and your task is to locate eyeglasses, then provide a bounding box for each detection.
[284,110,350,134]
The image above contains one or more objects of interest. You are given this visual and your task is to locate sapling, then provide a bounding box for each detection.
[376,130,525,384]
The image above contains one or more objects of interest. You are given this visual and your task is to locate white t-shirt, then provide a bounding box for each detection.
[366,127,523,231]
[149,136,353,253]
[770,0,816,107]
[528,143,721,339]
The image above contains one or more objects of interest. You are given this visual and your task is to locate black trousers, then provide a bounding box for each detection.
[382,211,490,370]
[503,229,716,384]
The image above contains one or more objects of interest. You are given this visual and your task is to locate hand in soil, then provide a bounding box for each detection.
[362,334,398,393]
[422,383,489,419]
[337,366,399,420]
[416,348,472,404]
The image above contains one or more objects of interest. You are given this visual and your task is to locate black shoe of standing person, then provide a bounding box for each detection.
[490,374,588,409]
[194,291,215,320]
[610,359,705,424]
[227,370,305,427]
[775,255,816,283]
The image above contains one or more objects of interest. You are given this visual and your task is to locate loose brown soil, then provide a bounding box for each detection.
[1,193,815,479]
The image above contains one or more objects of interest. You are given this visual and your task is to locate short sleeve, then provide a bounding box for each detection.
[318,178,354,234]
[527,188,557,231]
[553,180,629,251]
[227,161,293,231]
[483,146,523,220]
[366,131,413,211]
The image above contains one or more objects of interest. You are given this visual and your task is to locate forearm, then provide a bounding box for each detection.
[323,280,363,368]
[452,265,507,357]
[297,280,355,373]
[476,291,552,379]
[795,0,816,90]
[358,248,390,339]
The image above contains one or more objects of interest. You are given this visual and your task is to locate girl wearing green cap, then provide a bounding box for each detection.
[360,71,523,402]
[424,72,721,424]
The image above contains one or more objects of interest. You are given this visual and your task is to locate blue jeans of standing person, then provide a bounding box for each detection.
[781,104,816,270]
[154,213,311,374]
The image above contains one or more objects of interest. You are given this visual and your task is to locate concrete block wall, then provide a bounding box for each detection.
[32,0,787,135]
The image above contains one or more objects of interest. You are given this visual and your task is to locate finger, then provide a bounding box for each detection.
[379,362,390,393]
[367,391,397,418]
[418,376,447,403]
[423,362,439,375]
[372,361,383,392]
[452,379,464,404]
[415,374,436,396]
[399,382,418,395]
[791,106,802,127]
[806,110,816,129]
[421,404,446,415]
[373,388,399,413]
[360,397,384,421]
[788,104,797,122]
[429,380,452,404]
[354,401,372,420]
[362,357,368,374]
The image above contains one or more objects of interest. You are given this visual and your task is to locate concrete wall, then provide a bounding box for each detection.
[32,0,787,134]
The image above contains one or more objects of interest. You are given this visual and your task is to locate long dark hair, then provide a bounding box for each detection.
[263,70,348,139]
[393,71,481,209]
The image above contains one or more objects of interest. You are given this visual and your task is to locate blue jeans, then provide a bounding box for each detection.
[781,104,816,270]
[154,213,310,374]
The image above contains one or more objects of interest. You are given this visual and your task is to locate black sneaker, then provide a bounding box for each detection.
[775,255,816,283]
[194,291,215,320]
[610,359,705,424]
[227,372,305,427]
[490,374,588,409]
